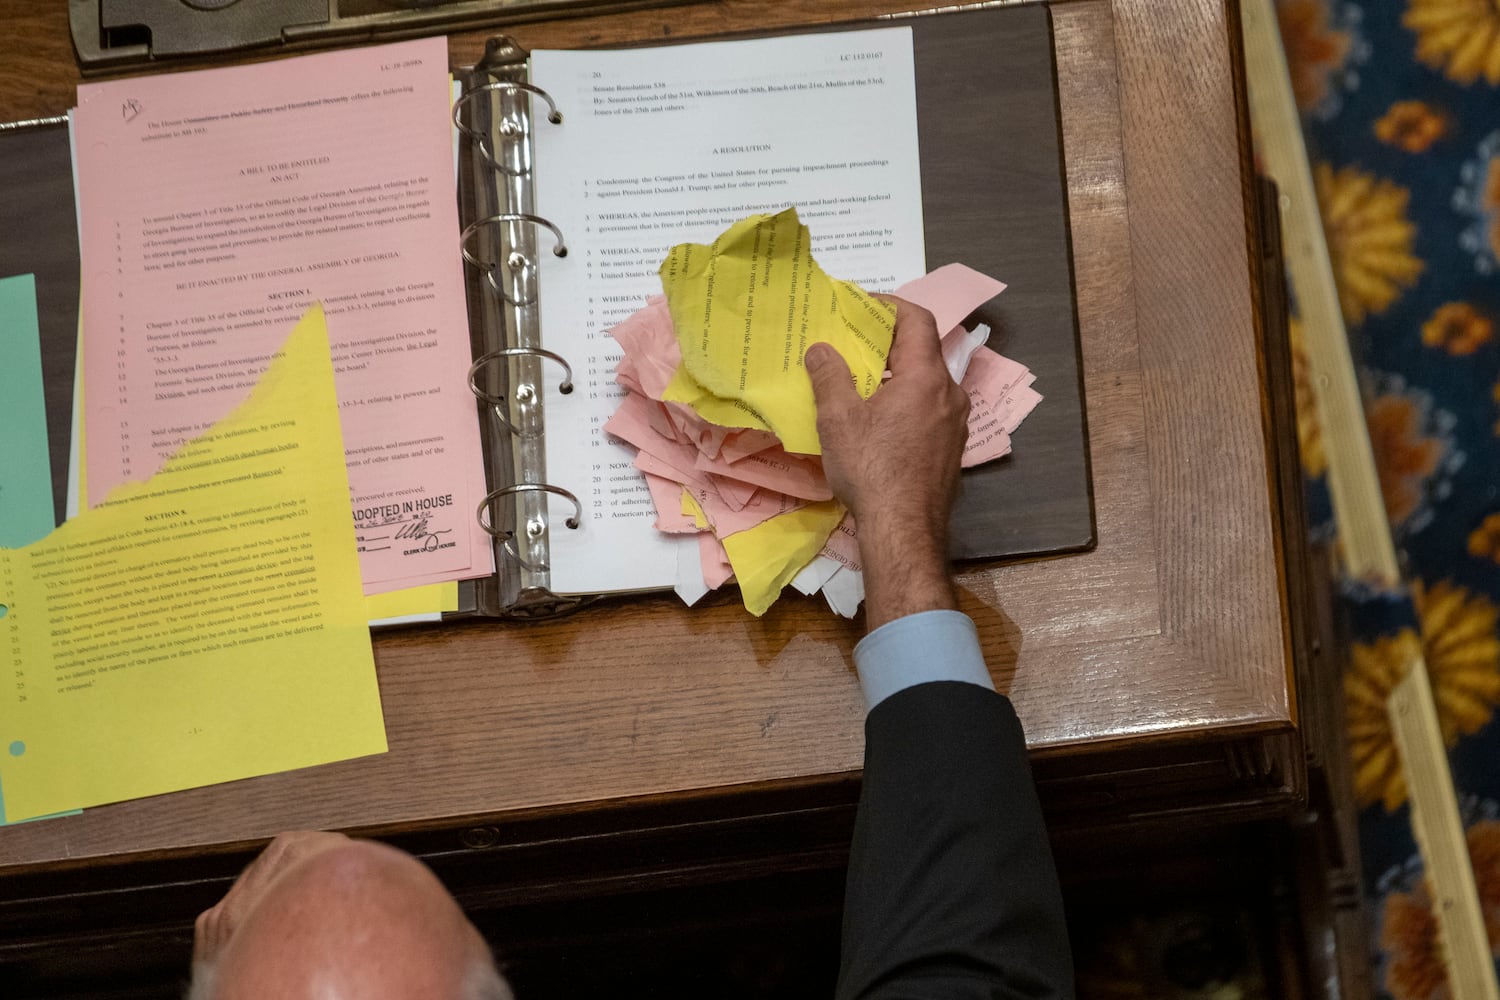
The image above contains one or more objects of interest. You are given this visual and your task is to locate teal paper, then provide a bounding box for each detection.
[0,273,55,547]
[0,274,78,823]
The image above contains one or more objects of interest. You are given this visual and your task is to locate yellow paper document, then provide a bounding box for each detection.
[365,581,458,623]
[73,405,457,627]
[660,208,895,456]
[0,306,386,823]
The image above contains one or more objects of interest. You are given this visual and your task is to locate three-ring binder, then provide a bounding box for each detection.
[455,41,585,617]
[452,81,562,175]
[459,213,567,306]
[467,347,574,437]
[476,482,583,572]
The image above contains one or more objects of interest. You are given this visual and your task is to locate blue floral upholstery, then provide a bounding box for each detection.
[1277,1,1500,993]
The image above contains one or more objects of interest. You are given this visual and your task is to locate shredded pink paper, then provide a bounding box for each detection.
[604,262,1042,611]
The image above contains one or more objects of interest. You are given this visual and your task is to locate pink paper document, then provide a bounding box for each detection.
[74,38,491,594]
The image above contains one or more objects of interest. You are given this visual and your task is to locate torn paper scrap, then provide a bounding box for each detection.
[659,208,894,455]
[943,322,991,384]
[893,262,1007,337]
[674,532,711,607]
[791,554,843,597]
[821,565,867,619]
[721,499,846,617]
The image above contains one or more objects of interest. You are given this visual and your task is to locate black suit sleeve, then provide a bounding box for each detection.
[834,681,1073,1000]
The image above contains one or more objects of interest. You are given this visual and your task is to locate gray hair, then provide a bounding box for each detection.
[464,960,516,1000]
[185,956,513,1000]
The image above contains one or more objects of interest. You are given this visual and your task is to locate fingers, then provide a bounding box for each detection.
[805,341,859,416]
[872,295,943,375]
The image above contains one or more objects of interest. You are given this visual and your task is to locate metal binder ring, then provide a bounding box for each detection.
[484,250,539,307]
[477,483,583,573]
[468,347,575,437]
[452,82,563,176]
[459,214,568,270]
[468,348,574,403]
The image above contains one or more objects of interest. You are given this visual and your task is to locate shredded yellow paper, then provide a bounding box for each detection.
[681,489,711,531]
[721,500,846,617]
[659,207,894,456]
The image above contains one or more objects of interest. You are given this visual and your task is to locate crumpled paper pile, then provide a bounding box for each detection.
[604,208,1041,616]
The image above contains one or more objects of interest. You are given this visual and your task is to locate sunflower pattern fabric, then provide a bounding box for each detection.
[1277,0,1500,993]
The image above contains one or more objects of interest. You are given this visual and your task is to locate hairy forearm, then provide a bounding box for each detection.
[806,297,968,630]
[857,515,956,630]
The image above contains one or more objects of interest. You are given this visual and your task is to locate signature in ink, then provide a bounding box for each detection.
[393,515,453,551]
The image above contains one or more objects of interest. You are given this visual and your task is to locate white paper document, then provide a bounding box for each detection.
[531,27,926,595]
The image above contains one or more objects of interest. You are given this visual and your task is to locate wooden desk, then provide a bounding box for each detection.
[0,0,1306,990]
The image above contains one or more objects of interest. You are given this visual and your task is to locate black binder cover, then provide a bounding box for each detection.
[0,121,80,529]
[904,5,1094,560]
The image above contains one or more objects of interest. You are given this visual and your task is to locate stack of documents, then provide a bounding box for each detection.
[602,210,1042,617]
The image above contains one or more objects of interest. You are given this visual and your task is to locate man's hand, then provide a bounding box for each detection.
[806,296,970,629]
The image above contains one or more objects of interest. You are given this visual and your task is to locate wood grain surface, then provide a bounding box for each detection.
[0,0,1293,869]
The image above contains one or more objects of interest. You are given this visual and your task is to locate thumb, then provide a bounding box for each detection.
[805,342,859,416]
